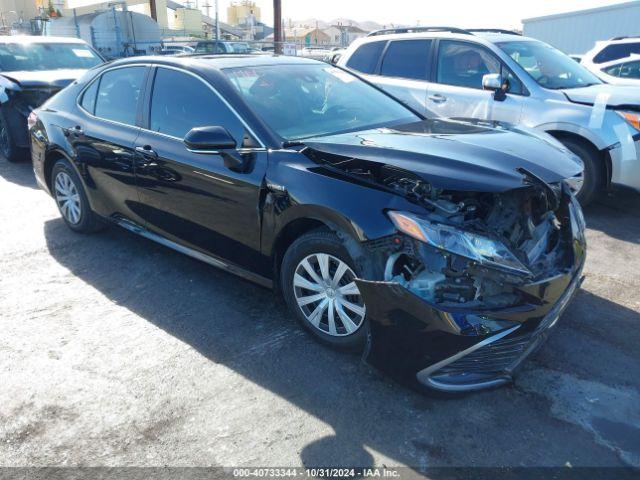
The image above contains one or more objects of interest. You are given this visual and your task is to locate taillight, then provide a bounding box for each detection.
[27,111,38,130]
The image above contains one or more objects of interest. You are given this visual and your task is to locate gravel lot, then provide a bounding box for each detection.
[1,158,639,469]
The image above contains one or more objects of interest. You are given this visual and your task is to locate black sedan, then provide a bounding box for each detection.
[30,55,586,394]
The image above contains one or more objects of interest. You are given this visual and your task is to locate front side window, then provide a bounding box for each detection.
[223,64,419,141]
[437,41,500,89]
[94,67,146,126]
[380,40,431,80]
[621,60,640,79]
[149,68,244,141]
[0,42,102,72]
[346,41,386,74]
[498,40,601,90]
[593,42,640,64]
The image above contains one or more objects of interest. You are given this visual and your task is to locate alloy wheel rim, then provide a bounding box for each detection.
[54,171,82,225]
[293,253,365,337]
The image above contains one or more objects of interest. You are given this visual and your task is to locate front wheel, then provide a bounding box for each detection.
[0,109,24,163]
[281,230,368,350]
[560,138,602,206]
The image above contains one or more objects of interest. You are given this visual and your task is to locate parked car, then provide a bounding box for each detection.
[30,55,585,394]
[581,36,640,72]
[0,35,103,162]
[323,47,345,65]
[159,44,195,55]
[591,54,640,85]
[194,40,261,55]
[338,27,640,205]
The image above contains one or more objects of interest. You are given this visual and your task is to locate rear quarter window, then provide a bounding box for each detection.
[594,43,640,64]
[346,41,386,74]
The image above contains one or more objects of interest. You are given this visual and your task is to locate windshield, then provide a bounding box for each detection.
[498,40,602,90]
[223,64,419,140]
[0,42,102,72]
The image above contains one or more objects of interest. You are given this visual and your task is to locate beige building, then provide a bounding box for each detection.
[172,6,200,32]
[226,0,259,26]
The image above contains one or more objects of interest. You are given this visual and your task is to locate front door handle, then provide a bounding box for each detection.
[428,94,447,104]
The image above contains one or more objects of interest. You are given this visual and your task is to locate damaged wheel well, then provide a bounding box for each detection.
[546,130,611,187]
[272,218,331,290]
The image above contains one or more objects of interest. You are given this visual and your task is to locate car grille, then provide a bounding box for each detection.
[434,331,538,377]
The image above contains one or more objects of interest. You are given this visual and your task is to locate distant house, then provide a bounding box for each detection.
[265,26,331,46]
[323,24,368,46]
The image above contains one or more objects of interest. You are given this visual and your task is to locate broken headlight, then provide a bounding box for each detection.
[388,211,531,276]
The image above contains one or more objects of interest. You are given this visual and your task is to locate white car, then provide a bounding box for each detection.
[0,35,103,162]
[591,54,640,86]
[581,36,640,75]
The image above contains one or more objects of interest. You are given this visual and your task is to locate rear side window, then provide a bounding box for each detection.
[94,67,146,126]
[80,78,99,114]
[593,43,640,64]
[380,40,431,80]
[346,41,386,74]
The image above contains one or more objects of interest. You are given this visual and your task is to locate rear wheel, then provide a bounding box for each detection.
[559,138,602,206]
[281,230,368,350]
[0,109,24,163]
[51,159,104,233]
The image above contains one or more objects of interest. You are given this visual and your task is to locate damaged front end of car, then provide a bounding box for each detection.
[305,144,586,393]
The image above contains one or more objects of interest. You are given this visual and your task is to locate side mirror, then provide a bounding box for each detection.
[483,73,509,101]
[482,73,503,91]
[183,126,237,151]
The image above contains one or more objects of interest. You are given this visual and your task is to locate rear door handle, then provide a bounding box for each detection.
[64,125,83,137]
[135,145,158,168]
[428,94,447,104]
[135,145,158,158]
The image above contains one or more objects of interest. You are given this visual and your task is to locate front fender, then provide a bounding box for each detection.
[261,151,420,257]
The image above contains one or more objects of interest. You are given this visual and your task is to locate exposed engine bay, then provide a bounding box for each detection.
[307,152,574,315]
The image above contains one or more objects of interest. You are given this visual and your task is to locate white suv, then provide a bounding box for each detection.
[582,36,640,74]
[338,27,640,205]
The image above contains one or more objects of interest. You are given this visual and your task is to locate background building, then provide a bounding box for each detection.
[227,0,259,26]
[523,0,640,54]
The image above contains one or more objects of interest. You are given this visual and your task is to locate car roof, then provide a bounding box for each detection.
[0,35,89,44]
[356,30,536,45]
[107,54,323,70]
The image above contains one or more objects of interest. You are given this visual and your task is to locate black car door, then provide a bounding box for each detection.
[133,66,269,274]
[72,65,149,225]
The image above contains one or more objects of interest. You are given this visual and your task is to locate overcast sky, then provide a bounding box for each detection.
[212,0,629,29]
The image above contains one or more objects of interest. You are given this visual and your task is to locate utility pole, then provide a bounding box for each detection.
[215,0,220,40]
[149,0,157,21]
[273,0,282,53]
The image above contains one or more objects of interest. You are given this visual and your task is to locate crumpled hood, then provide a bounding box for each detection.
[303,119,583,192]
[562,83,640,107]
[0,69,86,89]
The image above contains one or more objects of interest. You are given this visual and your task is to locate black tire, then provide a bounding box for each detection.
[0,108,24,163]
[560,138,602,206]
[281,229,369,351]
[51,158,104,233]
